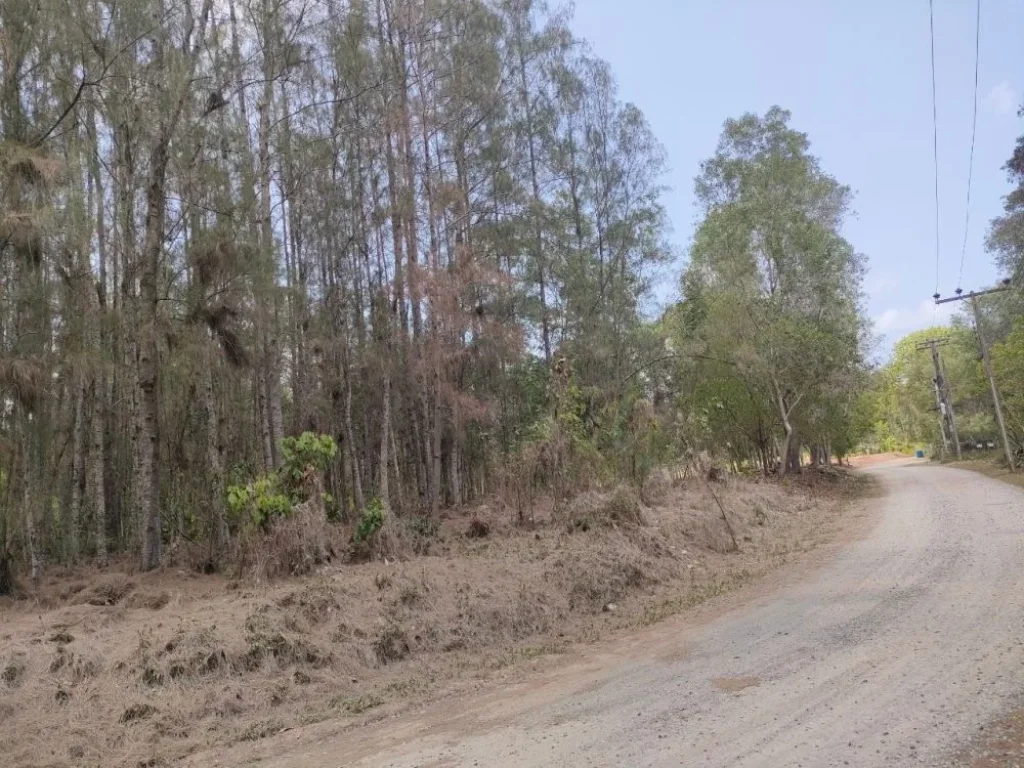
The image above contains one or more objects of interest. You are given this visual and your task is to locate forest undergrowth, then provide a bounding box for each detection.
[0,468,869,768]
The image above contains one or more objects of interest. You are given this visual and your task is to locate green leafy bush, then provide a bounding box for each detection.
[227,476,292,530]
[226,432,338,531]
[280,433,338,486]
[354,498,385,543]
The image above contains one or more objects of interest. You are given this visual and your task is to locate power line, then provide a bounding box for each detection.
[929,0,942,297]
[957,0,982,290]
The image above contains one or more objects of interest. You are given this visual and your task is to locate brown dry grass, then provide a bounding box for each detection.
[0,469,868,768]
[942,456,1024,491]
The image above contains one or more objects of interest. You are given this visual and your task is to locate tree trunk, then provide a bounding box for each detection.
[90,377,108,566]
[68,378,87,561]
[515,23,551,364]
[786,433,802,474]
[204,346,228,551]
[344,368,364,511]
[379,368,392,513]
[258,79,284,469]
[257,369,274,470]
[449,440,461,507]
[138,0,214,570]
[22,423,41,582]
[138,164,165,571]
[430,372,442,517]
[268,354,284,464]
[775,387,801,477]
[389,422,403,513]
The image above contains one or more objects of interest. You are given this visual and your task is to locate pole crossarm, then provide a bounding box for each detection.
[934,283,1010,305]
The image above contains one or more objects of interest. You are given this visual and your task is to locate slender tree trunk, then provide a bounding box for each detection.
[515,27,551,363]
[68,378,87,561]
[268,358,284,463]
[430,373,442,517]
[204,345,228,551]
[389,422,403,512]
[257,369,273,470]
[138,151,166,570]
[775,386,800,477]
[344,367,364,511]
[139,0,214,570]
[23,467,41,581]
[379,367,392,512]
[257,64,283,468]
[86,103,109,565]
[90,377,108,565]
[449,440,461,507]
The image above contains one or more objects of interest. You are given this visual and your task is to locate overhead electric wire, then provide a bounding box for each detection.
[929,0,942,299]
[957,0,982,291]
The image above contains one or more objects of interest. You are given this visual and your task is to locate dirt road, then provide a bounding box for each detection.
[255,461,1024,767]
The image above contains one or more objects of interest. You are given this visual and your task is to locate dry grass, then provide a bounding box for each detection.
[236,489,344,583]
[942,456,1024,491]
[0,469,869,768]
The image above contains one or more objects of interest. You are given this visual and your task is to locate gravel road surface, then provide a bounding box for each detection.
[266,461,1024,767]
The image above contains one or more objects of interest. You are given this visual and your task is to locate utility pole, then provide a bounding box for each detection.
[935,282,1015,470]
[937,350,961,460]
[915,337,961,459]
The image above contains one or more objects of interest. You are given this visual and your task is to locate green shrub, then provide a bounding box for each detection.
[227,476,292,530]
[280,433,337,486]
[226,433,338,532]
[354,499,385,543]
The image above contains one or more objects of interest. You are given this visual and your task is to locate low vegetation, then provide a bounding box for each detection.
[0,467,867,768]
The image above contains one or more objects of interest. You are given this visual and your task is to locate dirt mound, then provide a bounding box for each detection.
[562,486,646,531]
[76,574,135,606]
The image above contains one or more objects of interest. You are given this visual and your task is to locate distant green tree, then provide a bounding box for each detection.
[676,107,867,473]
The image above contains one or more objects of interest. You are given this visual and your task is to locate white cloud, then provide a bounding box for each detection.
[865,273,901,297]
[873,299,956,334]
[984,81,1018,116]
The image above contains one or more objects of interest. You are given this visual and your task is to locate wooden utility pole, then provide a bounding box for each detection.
[935,283,1015,470]
[915,338,961,459]
[937,350,961,460]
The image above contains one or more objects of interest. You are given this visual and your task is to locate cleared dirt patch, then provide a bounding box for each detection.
[713,675,761,693]
[0,470,868,768]
[847,452,911,468]
[960,707,1024,766]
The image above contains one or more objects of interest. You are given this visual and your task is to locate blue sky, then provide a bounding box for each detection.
[569,0,1024,355]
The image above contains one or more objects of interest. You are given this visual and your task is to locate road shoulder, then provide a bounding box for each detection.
[182,471,883,768]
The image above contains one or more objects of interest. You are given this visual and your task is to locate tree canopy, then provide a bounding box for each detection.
[0,3,877,583]
[671,107,868,473]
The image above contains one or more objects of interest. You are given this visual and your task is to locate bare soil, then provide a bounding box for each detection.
[231,461,1024,768]
[944,457,1024,767]
[847,451,912,467]
[0,470,867,768]
[958,707,1024,767]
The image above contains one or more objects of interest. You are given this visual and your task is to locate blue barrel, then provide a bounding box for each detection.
[915,450,925,458]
